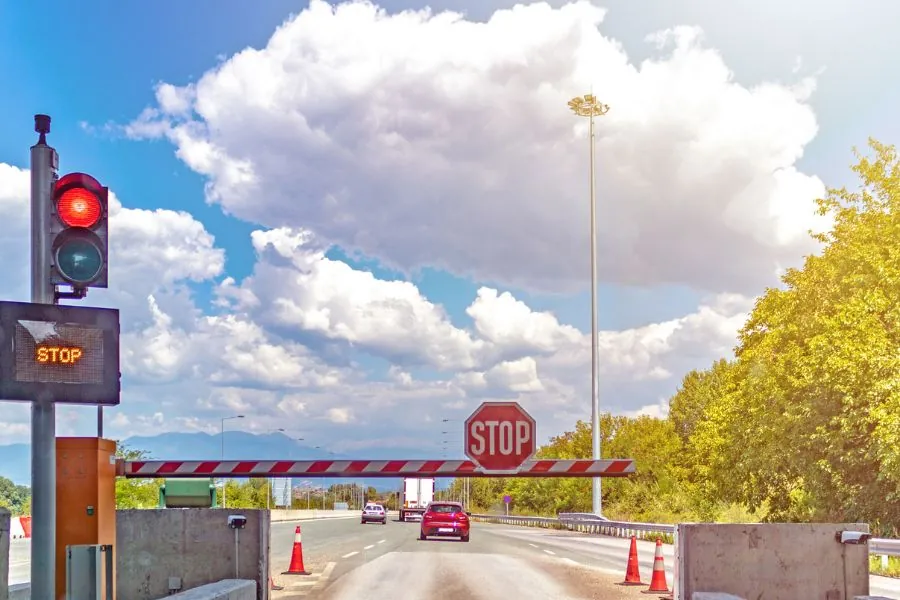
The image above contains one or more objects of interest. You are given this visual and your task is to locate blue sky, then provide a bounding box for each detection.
[0,0,894,452]
[0,0,706,331]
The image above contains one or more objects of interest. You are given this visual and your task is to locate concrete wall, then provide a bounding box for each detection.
[7,586,28,600]
[676,523,871,600]
[116,509,269,600]
[0,508,9,600]
[165,580,256,600]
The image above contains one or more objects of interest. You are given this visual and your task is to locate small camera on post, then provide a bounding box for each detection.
[835,530,871,545]
[228,515,247,530]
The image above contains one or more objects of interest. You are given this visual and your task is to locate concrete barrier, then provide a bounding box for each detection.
[675,523,871,600]
[1,508,9,600]
[269,509,358,522]
[8,585,28,600]
[117,509,269,600]
[8,518,26,541]
[163,580,256,600]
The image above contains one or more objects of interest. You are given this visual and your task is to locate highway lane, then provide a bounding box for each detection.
[9,515,900,597]
[272,518,900,599]
[272,517,652,599]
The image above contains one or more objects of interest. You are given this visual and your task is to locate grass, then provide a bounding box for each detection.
[871,554,900,578]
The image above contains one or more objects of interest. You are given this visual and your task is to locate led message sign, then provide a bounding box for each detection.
[0,301,119,405]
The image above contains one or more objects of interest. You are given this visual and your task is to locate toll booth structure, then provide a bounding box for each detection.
[56,437,117,600]
[158,478,218,508]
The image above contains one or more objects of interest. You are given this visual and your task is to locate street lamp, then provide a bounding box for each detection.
[265,428,285,510]
[220,414,245,508]
[568,92,610,517]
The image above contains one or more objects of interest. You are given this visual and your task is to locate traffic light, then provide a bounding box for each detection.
[49,172,109,290]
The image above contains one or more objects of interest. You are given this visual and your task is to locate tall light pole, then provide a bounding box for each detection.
[568,93,610,516]
[315,446,337,509]
[442,418,468,507]
[220,414,245,508]
[286,435,304,508]
[265,428,285,510]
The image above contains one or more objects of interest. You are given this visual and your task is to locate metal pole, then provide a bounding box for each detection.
[233,528,239,578]
[568,95,608,516]
[30,114,59,600]
[97,406,103,438]
[589,111,602,516]
[220,418,226,508]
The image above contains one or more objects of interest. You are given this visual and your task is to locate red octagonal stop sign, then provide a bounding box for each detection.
[465,401,536,474]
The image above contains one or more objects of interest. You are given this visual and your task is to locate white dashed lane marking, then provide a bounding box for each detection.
[364,544,375,550]
[342,551,359,558]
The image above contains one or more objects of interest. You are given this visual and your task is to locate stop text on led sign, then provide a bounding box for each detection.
[36,345,84,365]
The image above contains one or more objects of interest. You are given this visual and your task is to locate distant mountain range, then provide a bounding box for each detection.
[0,431,453,492]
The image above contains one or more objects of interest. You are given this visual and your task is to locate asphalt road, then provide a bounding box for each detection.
[270,516,900,600]
[270,515,653,599]
[9,516,900,598]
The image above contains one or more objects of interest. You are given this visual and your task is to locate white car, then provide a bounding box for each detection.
[361,503,387,524]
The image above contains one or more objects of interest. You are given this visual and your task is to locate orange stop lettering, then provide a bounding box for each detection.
[36,346,84,365]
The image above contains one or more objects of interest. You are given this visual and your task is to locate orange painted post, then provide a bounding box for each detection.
[56,437,117,600]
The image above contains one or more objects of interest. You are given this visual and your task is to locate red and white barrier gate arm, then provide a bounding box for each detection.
[118,458,635,478]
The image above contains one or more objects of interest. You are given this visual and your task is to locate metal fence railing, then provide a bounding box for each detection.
[471,512,900,563]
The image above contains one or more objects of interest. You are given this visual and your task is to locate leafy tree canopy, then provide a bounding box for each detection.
[447,140,900,535]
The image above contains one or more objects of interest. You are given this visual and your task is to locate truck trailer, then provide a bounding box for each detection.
[399,477,434,521]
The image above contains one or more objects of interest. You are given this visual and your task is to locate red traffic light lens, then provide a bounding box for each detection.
[58,188,102,228]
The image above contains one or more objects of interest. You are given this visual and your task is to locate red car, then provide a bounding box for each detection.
[419,501,470,542]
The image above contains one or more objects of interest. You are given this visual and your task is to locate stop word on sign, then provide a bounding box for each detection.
[36,345,84,365]
[464,401,536,474]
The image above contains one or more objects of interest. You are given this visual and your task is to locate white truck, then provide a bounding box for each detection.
[399,477,435,521]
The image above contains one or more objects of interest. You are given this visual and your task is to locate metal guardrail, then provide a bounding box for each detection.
[871,537,900,557]
[471,512,900,559]
[469,512,674,540]
[558,512,676,535]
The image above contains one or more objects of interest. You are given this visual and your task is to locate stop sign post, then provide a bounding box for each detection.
[465,401,536,474]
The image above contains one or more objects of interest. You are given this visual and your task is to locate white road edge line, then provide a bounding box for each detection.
[560,557,579,566]
[342,551,359,558]
[528,543,538,548]
[364,544,375,550]
[313,562,337,591]
[544,549,556,555]
[377,539,386,544]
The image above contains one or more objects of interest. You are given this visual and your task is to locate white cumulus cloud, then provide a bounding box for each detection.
[122,0,829,295]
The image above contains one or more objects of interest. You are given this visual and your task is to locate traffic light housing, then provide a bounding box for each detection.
[49,172,109,290]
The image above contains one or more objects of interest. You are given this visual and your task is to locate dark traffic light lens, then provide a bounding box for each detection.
[55,237,104,284]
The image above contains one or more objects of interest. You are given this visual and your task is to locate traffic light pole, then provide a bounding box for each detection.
[30,114,58,600]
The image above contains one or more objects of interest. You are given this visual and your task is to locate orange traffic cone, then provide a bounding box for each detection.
[642,538,670,594]
[282,525,310,575]
[618,535,646,586]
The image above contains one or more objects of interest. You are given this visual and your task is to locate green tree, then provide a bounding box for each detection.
[666,139,900,533]
[115,443,163,508]
[0,475,31,516]
[223,478,272,508]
